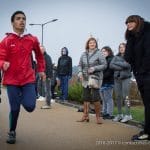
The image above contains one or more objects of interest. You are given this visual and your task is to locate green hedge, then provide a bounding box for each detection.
[67,82,144,122]
[68,80,142,104]
[68,82,83,103]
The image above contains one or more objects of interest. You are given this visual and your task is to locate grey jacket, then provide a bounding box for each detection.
[110,55,131,80]
[78,49,107,87]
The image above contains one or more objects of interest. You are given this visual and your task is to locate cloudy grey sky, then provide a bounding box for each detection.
[0,0,149,65]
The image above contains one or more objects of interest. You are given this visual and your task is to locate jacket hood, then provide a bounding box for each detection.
[61,47,68,56]
[6,32,31,37]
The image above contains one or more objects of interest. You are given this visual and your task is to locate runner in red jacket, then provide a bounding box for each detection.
[0,33,45,85]
[0,10,46,144]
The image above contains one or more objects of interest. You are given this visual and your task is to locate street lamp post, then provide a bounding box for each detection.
[29,19,58,46]
[29,19,58,98]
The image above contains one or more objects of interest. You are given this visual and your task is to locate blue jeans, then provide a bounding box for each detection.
[100,87,114,116]
[59,75,69,100]
[7,83,36,131]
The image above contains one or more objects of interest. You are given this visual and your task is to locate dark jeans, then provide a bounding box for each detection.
[35,74,39,98]
[7,83,36,131]
[51,82,57,99]
[59,75,69,100]
[135,73,150,135]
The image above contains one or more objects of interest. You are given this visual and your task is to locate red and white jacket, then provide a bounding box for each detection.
[0,33,45,86]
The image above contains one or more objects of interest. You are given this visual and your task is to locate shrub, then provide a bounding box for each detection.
[68,82,83,103]
[129,81,142,100]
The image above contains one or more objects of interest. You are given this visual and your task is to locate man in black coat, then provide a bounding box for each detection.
[124,15,150,141]
[39,46,53,109]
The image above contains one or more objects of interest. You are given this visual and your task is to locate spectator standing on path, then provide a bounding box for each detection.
[40,46,53,109]
[100,46,114,120]
[32,60,40,99]
[110,43,132,123]
[51,64,57,99]
[124,15,150,141]
[57,47,72,101]
[77,37,107,124]
[0,11,46,144]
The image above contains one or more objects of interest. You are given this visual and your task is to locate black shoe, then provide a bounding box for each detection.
[77,107,83,112]
[131,131,150,141]
[89,108,95,114]
[105,115,114,120]
[103,114,114,119]
[102,114,109,119]
[6,131,16,144]
[55,99,61,103]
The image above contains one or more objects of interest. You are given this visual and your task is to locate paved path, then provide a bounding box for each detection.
[0,88,150,150]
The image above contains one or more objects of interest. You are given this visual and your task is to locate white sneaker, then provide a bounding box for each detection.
[41,105,51,109]
[51,99,55,103]
[113,114,123,122]
[121,115,132,123]
[37,96,45,101]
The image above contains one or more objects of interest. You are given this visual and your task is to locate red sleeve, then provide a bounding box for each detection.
[32,36,45,72]
[0,39,8,69]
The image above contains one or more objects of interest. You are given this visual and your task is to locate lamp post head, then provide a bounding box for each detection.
[29,23,42,26]
[52,19,58,22]
[29,19,58,26]
[29,19,58,45]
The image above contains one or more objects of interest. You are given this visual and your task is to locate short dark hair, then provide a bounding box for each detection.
[101,46,114,56]
[11,11,26,22]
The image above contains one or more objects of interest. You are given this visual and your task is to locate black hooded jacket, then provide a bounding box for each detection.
[57,48,72,76]
[102,55,114,85]
[124,22,150,75]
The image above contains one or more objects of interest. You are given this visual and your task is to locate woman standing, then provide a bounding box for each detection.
[110,43,132,123]
[77,37,107,124]
[100,46,114,119]
[124,15,150,141]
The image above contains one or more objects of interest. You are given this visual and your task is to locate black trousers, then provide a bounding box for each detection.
[135,73,150,135]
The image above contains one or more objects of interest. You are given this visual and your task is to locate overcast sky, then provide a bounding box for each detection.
[0,0,150,65]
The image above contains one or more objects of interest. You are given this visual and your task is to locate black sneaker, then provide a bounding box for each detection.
[102,114,109,119]
[105,115,114,120]
[102,114,114,119]
[132,131,150,141]
[6,131,16,144]
[77,107,83,112]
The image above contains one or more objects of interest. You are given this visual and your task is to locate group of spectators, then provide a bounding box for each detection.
[0,10,150,145]
[36,46,72,109]
[77,15,150,142]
